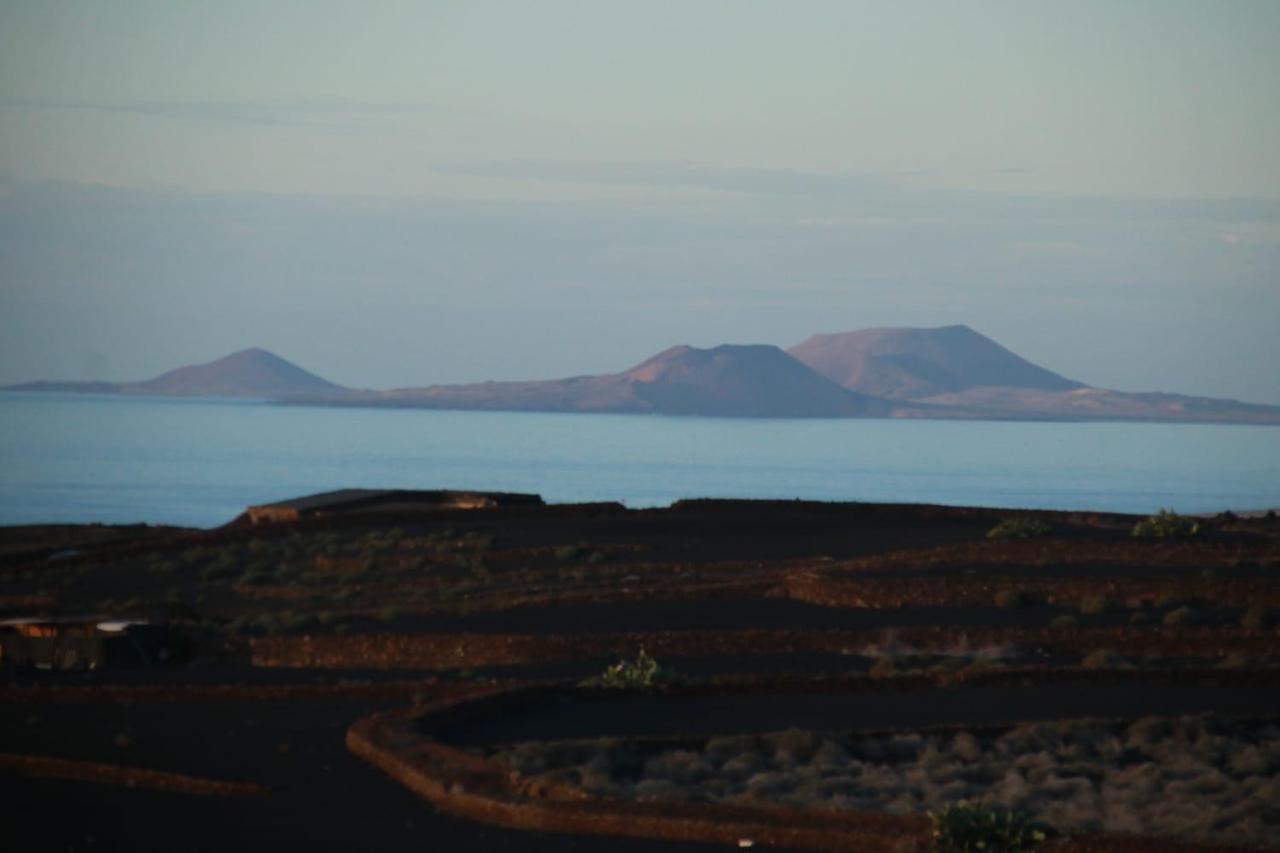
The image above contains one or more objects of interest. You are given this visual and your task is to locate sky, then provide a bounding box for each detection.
[1,1,1278,402]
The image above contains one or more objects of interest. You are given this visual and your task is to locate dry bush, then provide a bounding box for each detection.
[1132,509,1200,539]
[995,589,1035,609]
[987,518,1052,540]
[1163,605,1202,627]
[1081,649,1122,669]
[1240,605,1272,630]
[1078,595,1114,616]
[486,716,1280,847]
[868,657,898,679]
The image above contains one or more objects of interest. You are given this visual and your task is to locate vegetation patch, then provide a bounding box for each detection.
[986,518,1052,541]
[1132,509,1200,539]
[581,648,677,689]
[487,716,1280,847]
[930,802,1053,852]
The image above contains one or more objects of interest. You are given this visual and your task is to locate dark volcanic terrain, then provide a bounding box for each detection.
[2,497,1279,850]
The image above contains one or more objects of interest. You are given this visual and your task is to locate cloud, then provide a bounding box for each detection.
[433,160,891,198]
[433,160,1280,225]
[1220,223,1280,245]
[0,97,448,128]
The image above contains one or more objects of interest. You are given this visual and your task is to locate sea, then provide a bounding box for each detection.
[1,391,1278,529]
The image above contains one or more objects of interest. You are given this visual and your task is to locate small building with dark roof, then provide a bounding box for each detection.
[243,488,543,524]
[0,617,170,671]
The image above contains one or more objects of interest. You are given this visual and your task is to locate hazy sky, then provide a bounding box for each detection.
[2,1,1278,402]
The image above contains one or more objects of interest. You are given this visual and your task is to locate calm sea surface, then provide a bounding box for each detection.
[1,392,1277,528]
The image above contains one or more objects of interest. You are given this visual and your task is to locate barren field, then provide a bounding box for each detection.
[2,499,1278,850]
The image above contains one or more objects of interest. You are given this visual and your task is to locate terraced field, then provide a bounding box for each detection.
[2,500,1278,849]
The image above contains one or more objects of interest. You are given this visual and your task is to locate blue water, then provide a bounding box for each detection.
[1,392,1277,528]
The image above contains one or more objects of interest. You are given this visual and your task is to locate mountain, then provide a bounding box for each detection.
[789,325,1084,399]
[122,348,344,397]
[6,348,345,398]
[788,325,1280,424]
[316,344,891,418]
[8,333,1279,424]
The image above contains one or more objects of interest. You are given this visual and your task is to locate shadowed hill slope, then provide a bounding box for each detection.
[324,344,891,418]
[789,325,1084,399]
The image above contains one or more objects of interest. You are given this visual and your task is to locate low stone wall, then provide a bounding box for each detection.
[0,753,266,796]
[786,568,1280,609]
[346,685,931,851]
[347,683,1259,851]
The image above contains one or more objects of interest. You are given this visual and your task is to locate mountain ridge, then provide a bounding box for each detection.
[5,348,344,399]
[788,325,1084,399]
[7,330,1280,424]
[328,343,891,418]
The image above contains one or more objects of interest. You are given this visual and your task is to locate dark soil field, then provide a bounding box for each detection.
[2,499,1278,850]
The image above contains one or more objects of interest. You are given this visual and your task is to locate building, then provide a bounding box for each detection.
[0,617,170,671]
[242,488,544,524]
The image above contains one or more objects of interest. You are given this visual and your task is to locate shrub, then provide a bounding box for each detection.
[238,568,272,586]
[994,589,1032,609]
[1131,509,1199,539]
[1049,614,1079,631]
[868,657,898,679]
[201,561,240,582]
[987,518,1052,540]
[930,802,1054,851]
[554,543,582,561]
[1078,596,1112,616]
[583,648,674,689]
[466,559,491,582]
[1081,649,1121,669]
[1240,605,1272,630]
[1163,606,1201,627]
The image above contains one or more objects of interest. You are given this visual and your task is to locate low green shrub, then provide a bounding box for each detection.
[554,543,582,561]
[201,562,240,582]
[994,590,1024,609]
[1132,509,1200,539]
[466,559,491,582]
[1240,605,1272,630]
[930,802,1054,852]
[1078,595,1112,616]
[868,657,898,679]
[1081,649,1121,669]
[1163,605,1202,627]
[583,648,674,689]
[987,518,1052,540]
[238,568,272,586]
[1049,614,1078,630]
